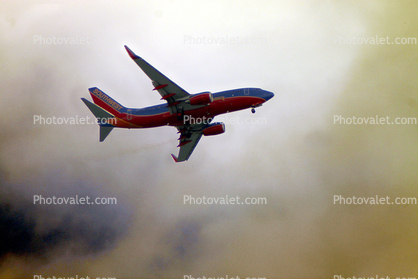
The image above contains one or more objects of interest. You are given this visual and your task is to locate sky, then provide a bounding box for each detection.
[1,1,418,278]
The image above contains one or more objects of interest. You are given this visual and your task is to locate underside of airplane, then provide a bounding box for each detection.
[82,46,274,162]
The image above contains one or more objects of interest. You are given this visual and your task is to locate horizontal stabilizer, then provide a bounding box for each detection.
[100,126,114,142]
[81,98,114,119]
[81,98,115,142]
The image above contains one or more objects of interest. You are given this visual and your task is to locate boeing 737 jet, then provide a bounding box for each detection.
[81,46,274,162]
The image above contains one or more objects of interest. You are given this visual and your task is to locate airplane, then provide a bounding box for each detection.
[81,46,274,162]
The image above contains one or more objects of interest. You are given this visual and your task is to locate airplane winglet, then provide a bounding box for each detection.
[171,154,179,163]
[124,45,139,60]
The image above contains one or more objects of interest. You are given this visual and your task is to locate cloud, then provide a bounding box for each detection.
[1,1,418,278]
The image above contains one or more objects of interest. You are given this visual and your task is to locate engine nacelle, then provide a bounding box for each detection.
[203,122,225,136]
[189,92,213,106]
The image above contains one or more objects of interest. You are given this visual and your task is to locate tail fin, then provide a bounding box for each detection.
[81,98,114,142]
[88,87,126,116]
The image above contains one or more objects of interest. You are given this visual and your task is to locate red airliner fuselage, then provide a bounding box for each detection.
[89,87,274,129]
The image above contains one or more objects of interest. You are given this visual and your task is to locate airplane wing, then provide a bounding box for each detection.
[124,45,190,114]
[172,130,202,162]
[172,121,212,162]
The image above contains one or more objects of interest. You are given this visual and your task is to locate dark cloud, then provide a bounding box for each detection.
[0,171,132,267]
[148,219,201,276]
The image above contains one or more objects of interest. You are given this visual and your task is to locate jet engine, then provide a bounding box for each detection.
[189,92,213,105]
[202,122,225,136]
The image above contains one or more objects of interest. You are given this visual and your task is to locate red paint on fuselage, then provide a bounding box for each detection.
[112,95,265,129]
[91,94,125,118]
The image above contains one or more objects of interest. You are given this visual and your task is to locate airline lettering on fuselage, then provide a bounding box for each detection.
[92,88,123,111]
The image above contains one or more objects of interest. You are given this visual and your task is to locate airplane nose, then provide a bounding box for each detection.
[264,91,274,101]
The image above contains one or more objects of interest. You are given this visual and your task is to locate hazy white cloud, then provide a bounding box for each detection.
[1,0,417,278]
